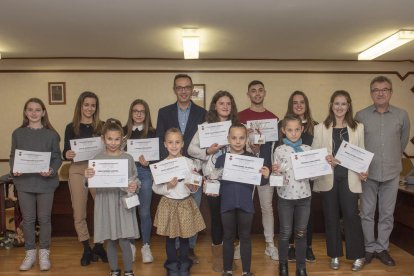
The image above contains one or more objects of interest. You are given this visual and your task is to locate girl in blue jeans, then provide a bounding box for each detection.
[124,99,157,263]
[272,115,312,276]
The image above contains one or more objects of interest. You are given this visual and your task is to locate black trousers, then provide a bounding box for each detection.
[221,209,253,272]
[207,195,223,245]
[321,172,365,260]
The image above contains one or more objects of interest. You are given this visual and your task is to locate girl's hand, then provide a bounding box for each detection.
[359,172,368,182]
[84,168,95,178]
[138,154,149,166]
[13,172,22,177]
[128,180,138,193]
[272,163,281,175]
[206,143,221,155]
[248,142,260,155]
[40,167,53,177]
[167,177,178,190]
[186,183,199,193]
[260,166,270,179]
[325,154,340,168]
[65,150,76,160]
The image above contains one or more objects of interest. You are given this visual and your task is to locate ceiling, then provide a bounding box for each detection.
[0,0,414,61]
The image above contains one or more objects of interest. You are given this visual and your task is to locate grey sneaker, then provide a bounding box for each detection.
[141,244,154,263]
[39,249,51,271]
[20,249,36,271]
[265,245,279,261]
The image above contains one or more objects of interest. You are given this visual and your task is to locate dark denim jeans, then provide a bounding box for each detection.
[278,196,311,269]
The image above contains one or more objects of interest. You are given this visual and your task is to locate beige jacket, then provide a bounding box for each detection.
[311,122,365,193]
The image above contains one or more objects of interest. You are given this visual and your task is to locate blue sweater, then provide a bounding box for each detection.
[215,151,271,214]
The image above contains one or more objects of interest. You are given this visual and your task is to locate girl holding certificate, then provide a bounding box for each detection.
[188,90,239,272]
[84,119,140,276]
[282,90,317,262]
[312,90,366,271]
[124,99,156,263]
[272,115,312,276]
[63,91,107,266]
[10,98,62,271]
[153,128,206,276]
[215,124,270,276]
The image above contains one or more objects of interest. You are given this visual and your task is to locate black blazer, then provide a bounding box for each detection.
[156,101,206,159]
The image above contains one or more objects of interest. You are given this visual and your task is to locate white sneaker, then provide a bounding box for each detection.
[233,243,241,260]
[265,245,279,261]
[20,249,36,271]
[130,242,136,262]
[141,244,154,263]
[39,249,51,271]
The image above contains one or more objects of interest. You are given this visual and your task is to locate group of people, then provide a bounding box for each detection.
[8,74,410,276]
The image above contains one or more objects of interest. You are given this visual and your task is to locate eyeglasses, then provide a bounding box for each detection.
[132,110,145,115]
[174,85,192,92]
[371,88,392,94]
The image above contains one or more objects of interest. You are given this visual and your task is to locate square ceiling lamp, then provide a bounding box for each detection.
[358,29,414,60]
[182,28,199,59]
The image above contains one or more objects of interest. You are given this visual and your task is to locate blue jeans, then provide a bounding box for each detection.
[137,165,153,245]
[176,187,202,249]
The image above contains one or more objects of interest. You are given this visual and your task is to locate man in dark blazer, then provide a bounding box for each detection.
[156,73,206,264]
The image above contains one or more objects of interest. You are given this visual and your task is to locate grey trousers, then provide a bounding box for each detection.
[17,190,55,250]
[360,177,399,253]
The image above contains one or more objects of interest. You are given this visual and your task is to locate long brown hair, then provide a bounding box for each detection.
[205,90,239,124]
[124,99,155,139]
[72,91,103,136]
[285,90,315,135]
[21,98,59,135]
[323,90,357,130]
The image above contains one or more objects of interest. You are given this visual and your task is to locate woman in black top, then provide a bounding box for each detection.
[123,99,156,263]
[63,91,106,266]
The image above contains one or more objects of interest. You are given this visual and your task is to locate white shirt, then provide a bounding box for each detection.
[152,157,201,199]
[273,144,312,200]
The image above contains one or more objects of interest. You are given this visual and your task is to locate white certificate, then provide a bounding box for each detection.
[335,141,374,173]
[127,138,159,161]
[70,137,103,162]
[246,118,279,142]
[198,121,232,148]
[150,157,190,185]
[13,150,51,173]
[222,154,264,185]
[290,148,332,180]
[88,159,128,188]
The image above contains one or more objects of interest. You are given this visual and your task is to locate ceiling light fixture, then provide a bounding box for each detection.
[358,29,414,60]
[182,28,199,59]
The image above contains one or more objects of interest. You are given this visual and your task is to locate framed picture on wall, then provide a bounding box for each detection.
[48,82,66,105]
[192,84,206,108]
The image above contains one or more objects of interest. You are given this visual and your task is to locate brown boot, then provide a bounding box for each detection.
[212,244,223,272]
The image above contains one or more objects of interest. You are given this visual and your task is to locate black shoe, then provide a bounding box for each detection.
[279,262,289,276]
[92,243,108,263]
[188,248,199,264]
[80,249,93,266]
[305,247,315,263]
[221,272,232,276]
[376,250,396,266]
[242,273,254,276]
[296,268,307,276]
[365,251,376,264]
[124,271,134,276]
[110,269,121,276]
[164,261,180,276]
[288,246,296,262]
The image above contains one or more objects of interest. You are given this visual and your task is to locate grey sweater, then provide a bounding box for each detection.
[9,127,62,193]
